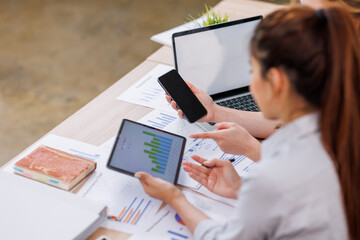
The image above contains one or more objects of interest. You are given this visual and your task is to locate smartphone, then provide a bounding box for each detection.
[158,70,207,123]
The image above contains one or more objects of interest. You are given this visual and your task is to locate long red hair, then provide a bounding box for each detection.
[251,6,360,239]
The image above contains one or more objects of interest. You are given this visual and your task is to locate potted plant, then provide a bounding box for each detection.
[186,4,230,27]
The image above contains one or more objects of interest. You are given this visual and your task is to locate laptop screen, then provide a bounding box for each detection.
[173,16,262,96]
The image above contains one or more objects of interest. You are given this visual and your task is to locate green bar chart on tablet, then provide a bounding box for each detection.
[143,130,173,174]
[108,119,185,184]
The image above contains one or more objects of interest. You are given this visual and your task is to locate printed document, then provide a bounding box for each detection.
[116,64,174,112]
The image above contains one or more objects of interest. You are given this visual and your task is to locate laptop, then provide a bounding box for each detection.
[172,16,262,130]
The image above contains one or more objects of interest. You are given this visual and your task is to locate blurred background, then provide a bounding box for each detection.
[0,0,289,167]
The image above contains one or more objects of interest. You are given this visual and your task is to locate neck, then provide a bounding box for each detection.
[281,101,317,124]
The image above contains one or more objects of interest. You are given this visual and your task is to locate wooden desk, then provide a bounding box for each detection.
[2,0,283,239]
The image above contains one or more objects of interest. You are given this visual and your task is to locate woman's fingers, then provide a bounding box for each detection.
[171,100,178,110]
[190,155,220,168]
[183,161,210,176]
[135,172,156,195]
[189,131,220,139]
[215,122,233,130]
[165,94,172,103]
[135,172,154,185]
[188,172,208,186]
[190,155,209,165]
[169,100,185,119]
[178,109,185,119]
[186,81,198,94]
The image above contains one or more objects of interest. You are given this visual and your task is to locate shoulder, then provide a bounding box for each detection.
[259,129,338,192]
[236,130,346,238]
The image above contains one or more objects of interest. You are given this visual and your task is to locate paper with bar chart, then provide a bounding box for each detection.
[116,64,174,112]
[138,109,242,189]
[145,205,192,239]
[141,190,234,239]
[139,110,178,130]
[109,120,185,183]
[114,197,152,225]
[138,109,202,142]
[78,159,162,230]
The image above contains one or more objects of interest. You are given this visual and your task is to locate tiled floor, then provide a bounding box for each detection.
[0,0,288,167]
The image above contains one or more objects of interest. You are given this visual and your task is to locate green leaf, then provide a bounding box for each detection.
[186,4,230,28]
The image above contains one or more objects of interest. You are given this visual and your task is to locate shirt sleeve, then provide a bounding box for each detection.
[193,164,282,240]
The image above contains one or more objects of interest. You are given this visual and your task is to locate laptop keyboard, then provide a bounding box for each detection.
[206,95,259,126]
[217,95,259,112]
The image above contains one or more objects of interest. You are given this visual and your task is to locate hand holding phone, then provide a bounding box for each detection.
[158,70,207,123]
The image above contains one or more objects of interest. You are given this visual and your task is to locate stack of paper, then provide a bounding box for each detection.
[0,171,106,240]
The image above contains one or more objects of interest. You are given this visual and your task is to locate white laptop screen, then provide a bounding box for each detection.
[173,17,262,96]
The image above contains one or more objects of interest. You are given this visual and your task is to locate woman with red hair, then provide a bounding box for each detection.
[136,6,360,239]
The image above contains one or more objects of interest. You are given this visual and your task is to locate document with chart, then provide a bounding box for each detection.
[131,190,234,240]
[77,157,163,233]
[137,109,256,190]
[116,64,174,112]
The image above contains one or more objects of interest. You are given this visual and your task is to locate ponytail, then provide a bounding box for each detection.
[251,6,360,239]
[321,7,360,239]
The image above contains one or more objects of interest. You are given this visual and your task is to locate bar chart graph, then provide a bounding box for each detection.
[140,85,163,103]
[116,64,174,112]
[145,112,177,129]
[231,155,255,176]
[217,153,255,177]
[167,230,189,239]
[109,197,152,225]
[143,130,173,175]
[231,155,246,167]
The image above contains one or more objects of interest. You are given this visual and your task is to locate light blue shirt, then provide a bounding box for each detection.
[194,113,348,240]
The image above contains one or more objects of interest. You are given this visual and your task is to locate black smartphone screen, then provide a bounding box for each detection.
[158,70,207,123]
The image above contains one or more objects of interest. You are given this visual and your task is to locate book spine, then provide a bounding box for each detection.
[68,163,96,190]
[13,166,70,190]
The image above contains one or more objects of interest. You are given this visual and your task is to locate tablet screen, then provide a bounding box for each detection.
[107,119,186,184]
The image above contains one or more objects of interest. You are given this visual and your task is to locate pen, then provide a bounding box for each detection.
[201,158,235,169]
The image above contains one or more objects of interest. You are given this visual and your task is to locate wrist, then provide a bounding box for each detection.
[245,136,261,161]
[211,104,224,123]
[166,187,185,205]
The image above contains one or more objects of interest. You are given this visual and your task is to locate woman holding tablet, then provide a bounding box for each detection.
[136,6,360,239]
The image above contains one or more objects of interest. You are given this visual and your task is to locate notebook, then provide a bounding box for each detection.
[14,145,97,191]
[172,16,262,130]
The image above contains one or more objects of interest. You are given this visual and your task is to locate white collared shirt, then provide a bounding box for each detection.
[194,113,348,240]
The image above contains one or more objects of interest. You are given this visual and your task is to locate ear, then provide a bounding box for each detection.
[266,67,288,98]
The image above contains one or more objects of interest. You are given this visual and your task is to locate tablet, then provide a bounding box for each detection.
[107,119,186,184]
